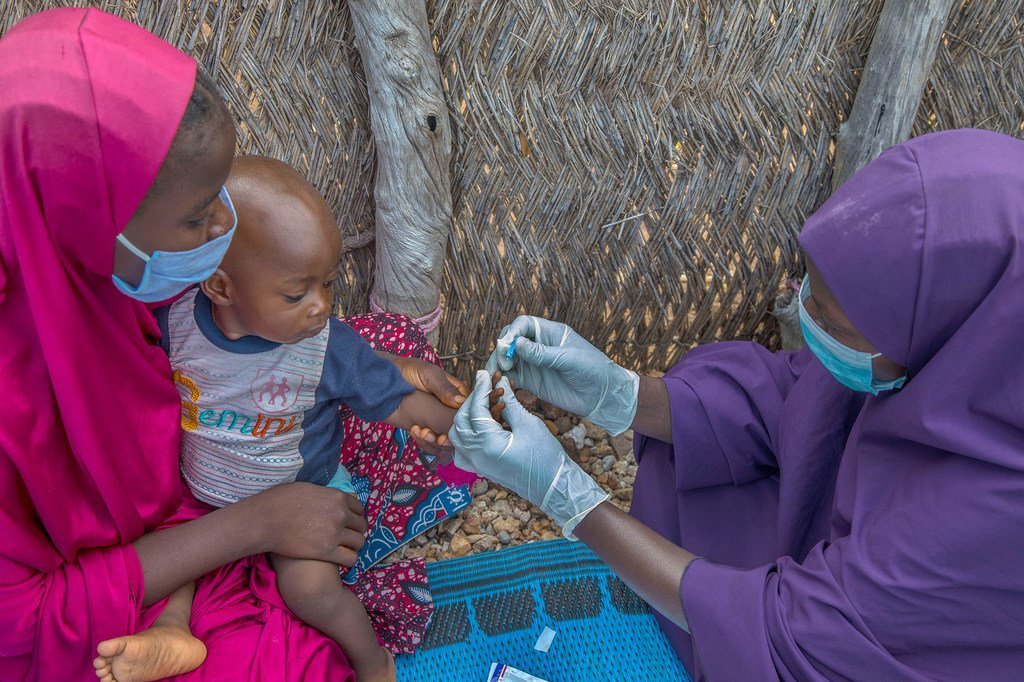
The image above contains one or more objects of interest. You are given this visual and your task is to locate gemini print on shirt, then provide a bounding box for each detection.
[165,295,329,508]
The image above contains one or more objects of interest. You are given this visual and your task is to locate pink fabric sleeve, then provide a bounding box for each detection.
[0,542,144,678]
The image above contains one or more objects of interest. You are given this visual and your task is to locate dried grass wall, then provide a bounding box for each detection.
[3,1,1022,376]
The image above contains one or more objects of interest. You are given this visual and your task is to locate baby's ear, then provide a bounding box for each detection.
[202,269,233,306]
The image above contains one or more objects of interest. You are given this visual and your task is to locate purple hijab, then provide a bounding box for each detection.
[631,129,1024,680]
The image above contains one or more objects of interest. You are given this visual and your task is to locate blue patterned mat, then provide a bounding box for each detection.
[396,539,692,681]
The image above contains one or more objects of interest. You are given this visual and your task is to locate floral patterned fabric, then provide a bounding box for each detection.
[339,313,473,655]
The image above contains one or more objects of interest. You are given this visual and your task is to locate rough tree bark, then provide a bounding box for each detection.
[349,0,453,344]
[832,0,957,190]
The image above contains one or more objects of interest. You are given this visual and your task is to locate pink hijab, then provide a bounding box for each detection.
[0,8,193,676]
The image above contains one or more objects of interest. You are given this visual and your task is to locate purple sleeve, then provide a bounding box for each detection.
[681,449,1024,680]
[682,548,932,680]
[321,319,413,422]
[648,342,813,489]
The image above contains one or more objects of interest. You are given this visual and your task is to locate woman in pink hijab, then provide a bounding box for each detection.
[0,8,460,681]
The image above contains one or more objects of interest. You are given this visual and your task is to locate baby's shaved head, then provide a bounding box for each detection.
[229,155,324,210]
[203,156,343,344]
[222,155,341,278]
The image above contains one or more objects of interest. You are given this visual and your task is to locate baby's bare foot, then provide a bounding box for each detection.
[93,624,207,682]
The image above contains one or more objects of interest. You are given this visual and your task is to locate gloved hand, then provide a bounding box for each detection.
[484,316,640,436]
[449,371,609,539]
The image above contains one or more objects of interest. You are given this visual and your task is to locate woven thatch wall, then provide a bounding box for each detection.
[4,1,1023,377]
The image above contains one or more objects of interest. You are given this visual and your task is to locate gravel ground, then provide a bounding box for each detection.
[386,389,637,563]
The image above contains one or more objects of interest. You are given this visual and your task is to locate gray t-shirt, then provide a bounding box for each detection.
[157,289,412,507]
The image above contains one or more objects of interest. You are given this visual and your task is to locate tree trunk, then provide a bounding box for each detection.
[832,0,956,190]
[349,0,452,344]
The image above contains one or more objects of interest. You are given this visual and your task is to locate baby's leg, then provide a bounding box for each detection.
[270,554,394,682]
[93,582,207,682]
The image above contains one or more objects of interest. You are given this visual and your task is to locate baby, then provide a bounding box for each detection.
[93,156,456,682]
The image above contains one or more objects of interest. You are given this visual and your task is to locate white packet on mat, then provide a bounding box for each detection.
[534,626,556,652]
[486,663,550,682]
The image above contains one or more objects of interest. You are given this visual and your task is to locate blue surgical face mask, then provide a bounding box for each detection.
[112,186,237,303]
[798,276,906,395]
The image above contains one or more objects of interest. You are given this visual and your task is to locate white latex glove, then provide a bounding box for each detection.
[484,316,640,436]
[449,370,609,539]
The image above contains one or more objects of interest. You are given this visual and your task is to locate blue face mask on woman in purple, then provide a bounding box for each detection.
[798,276,907,395]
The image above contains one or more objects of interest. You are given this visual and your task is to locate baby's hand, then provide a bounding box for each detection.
[489,371,511,427]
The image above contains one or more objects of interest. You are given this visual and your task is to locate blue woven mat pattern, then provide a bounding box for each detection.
[396,539,691,681]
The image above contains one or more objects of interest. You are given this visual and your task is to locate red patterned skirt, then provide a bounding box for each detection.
[339,312,474,654]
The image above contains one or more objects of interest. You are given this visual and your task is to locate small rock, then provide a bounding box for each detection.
[598,472,610,485]
[584,437,594,447]
[564,422,587,450]
[544,420,558,436]
[472,479,490,496]
[583,420,609,441]
[493,517,521,534]
[498,531,511,544]
[495,490,509,501]
[461,515,481,535]
[481,510,498,523]
[611,431,635,458]
[450,535,471,557]
[555,416,573,433]
[516,389,540,412]
[591,442,614,457]
[491,499,512,515]
[541,402,565,420]
[466,534,486,543]
[446,518,464,535]
[560,437,579,458]
[612,461,628,475]
[602,455,616,471]
[473,536,497,552]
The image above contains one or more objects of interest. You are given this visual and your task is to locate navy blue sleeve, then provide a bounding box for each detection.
[153,305,171,354]
[320,318,414,422]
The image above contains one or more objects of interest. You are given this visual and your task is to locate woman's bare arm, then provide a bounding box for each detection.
[573,500,695,630]
[630,375,673,443]
[132,483,367,606]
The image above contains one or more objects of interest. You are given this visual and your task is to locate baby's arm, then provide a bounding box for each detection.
[394,374,509,440]
[386,390,456,436]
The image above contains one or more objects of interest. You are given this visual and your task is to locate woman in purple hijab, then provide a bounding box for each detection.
[446,129,1024,680]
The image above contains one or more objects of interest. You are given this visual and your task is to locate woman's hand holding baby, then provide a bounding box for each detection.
[251,483,368,567]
